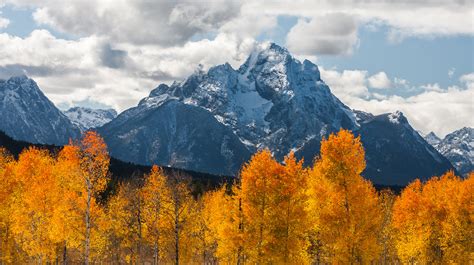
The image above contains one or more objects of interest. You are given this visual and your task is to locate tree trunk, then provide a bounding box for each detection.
[137,206,142,265]
[85,182,91,265]
[175,218,179,265]
[62,243,67,265]
[153,241,159,265]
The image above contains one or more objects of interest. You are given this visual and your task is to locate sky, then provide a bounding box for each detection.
[0,0,473,137]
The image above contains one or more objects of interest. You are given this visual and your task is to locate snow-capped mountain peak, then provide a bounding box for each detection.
[424,131,441,147]
[388,111,408,125]
[0,75,80,144]
[425,127,473,176]
[96,43,454,185]
[140,43,355,157]
[64,107,118,132]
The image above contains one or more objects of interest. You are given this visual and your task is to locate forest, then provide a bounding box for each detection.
[0,130,472,264]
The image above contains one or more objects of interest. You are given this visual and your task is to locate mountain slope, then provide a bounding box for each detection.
[425,127,473,176]
[64,107,117,131]
[354,111,454,185]
[0,75,80,145]
[99,96,251,176]
[99,43,453,185]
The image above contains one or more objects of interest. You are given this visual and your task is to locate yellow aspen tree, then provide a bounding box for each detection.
[240,149,284,264]
[165,172,196,265]
[272,152,309,264]
[141,165,172,265]
[55,131,110,263]
[377,189,398,264]
[77,131,110,264]
[0,148,25,263]
[435,171,473,262]
[9,148,59,263]
[106,180,145,264]
[50,145,85,264]
[393,171,473,263]
[206,184,244,264]
[192,187,225,264]
[307,129,382,263]
[392,179,430,263]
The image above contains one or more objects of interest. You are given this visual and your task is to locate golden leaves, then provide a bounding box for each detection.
[0,129,471,264]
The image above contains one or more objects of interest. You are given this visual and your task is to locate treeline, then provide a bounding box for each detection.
[0,130,472,264]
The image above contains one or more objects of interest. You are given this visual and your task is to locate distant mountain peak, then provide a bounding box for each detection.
[387,111,408,124]
[0,75,80,144]
[424,127,473,176]
[6,74,29,82]
[424,131,441,146]
[64,106,117,132]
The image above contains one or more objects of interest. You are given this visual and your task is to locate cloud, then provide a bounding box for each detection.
[460,72,474,90]
[368,72,391,89]
[448,67,456,78]
[99,44,128,69]
[420,83,444,92]
[347,86,474,138]
[321,68,474,137]
[260,1,473,42]
[0,29,258,111]
[319,68,369,97]
[22,0,242,46]
[286,13,359,56]
[1,0,472,135]
[0,15,8,29]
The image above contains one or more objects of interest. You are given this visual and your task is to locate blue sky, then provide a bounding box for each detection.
[0,1,472,136]
[262,15,473,89]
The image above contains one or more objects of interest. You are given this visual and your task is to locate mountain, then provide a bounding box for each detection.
[99,43,453,185]
[352,111,454,185]
[98,96,251,176]
[424,127,473,176]
[64,107,117,131]
[0,75,80,145]
[424,131,442,148]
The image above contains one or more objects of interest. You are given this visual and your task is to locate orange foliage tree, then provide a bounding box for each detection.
[9,148,59,262]
[141,165,173,265]
[55,131,110,264]
[1,129,472,264]
[240,150,310,264]
[392,171,473,263]
[307,129,382,263]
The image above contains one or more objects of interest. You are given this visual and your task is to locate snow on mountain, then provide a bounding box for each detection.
[425,127,473,176]
[99,43,454,185]
[424,131,442,148]
[0,75,80,145]
[143,43,356,158]
[350,111,454,185]
[64,107,117,132]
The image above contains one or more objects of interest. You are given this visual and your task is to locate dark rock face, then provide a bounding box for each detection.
[354,111,454,185]
[0,75,80,145]
[99,98,251,176]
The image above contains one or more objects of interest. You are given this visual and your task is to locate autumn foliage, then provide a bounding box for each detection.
[0,130,472,264]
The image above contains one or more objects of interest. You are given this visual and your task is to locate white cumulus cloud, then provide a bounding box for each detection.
[286,13,359,56]
[321,68,474,137]
[0,11,9,28]
[368,72,392,89]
